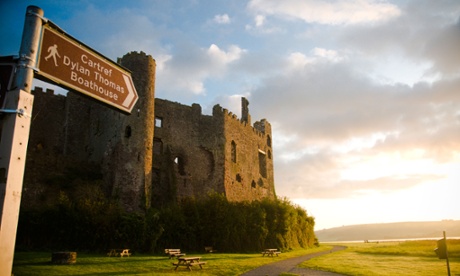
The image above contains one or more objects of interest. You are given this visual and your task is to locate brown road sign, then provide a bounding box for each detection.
[36,25,138,113]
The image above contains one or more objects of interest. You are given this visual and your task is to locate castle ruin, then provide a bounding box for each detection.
[22,52,276,212]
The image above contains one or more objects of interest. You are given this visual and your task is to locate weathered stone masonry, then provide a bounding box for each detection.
[152,98,276,206]
[23,51,275,212]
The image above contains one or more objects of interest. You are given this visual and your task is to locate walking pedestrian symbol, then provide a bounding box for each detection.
[44,44,61,66]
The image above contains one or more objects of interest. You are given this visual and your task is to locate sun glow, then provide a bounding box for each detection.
[340,151,448,181]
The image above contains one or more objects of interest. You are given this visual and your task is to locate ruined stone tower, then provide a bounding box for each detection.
[104,52,156,211]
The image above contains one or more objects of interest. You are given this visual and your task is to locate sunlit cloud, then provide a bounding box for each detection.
[207,44,245,65]
[247,0,401,25]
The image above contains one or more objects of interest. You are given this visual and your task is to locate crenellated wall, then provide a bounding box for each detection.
[22,51,275,213]
[152,97,275,205]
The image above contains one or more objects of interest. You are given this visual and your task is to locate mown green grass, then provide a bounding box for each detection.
[300,240,460,276]
[12,246,331,276]
[13,241,460,275]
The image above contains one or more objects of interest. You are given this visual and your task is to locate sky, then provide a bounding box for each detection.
[1,0,459,231]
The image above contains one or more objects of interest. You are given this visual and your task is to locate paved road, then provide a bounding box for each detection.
[241,246,346,276]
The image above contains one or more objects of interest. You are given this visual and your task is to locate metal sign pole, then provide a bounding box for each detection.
[0,6,43,276]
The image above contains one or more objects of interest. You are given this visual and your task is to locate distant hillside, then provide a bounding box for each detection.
[315,220,460,242]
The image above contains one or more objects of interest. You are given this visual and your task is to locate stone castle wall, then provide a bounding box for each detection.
[152,99,226,206]
[23,51,275,212]
[152,98,275,205]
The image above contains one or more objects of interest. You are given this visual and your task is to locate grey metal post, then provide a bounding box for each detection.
[0,6,43,276]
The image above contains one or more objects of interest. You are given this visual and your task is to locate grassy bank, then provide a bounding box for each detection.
[12,246,331,276]
[300,240,460,275]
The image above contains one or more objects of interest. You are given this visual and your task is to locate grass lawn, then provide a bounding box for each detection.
[12,246,331,276]
[13,240,460,275]
[300,240,460,276]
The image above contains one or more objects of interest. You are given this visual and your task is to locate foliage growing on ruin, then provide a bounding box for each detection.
[16,193,316,253]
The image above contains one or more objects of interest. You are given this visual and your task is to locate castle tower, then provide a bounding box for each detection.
[22,52,156,212]
[102,52,156,212]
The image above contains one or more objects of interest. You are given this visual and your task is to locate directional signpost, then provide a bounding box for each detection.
[1,6,139,276]
[37,25,138,113]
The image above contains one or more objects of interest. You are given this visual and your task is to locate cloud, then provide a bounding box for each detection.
[213,14,231,24]
[255,15,265,27]
[286,48,346,71]
[156,43,246,98]
[247,0,401,25]
[207,44,245,65]
[248,40,460,199]
[423,18,460,76]
[338,1,460,77]
[245,14,282,34]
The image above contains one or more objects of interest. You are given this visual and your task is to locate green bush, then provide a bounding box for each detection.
[16,193,316,253]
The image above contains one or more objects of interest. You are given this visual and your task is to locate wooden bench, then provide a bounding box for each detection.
[120,249,131,257]
[107,249,131,257]
[165,248,185,259]
[205,246,217,253]
[172,256,205,271]
[262,249,281,257]
[107,249,118,257]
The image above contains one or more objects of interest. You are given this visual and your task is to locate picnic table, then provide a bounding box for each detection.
[173,256,206,271]
[107,249,131,257]
[165,248,186,259]
[205,246,217,253]
[262,248,281,257]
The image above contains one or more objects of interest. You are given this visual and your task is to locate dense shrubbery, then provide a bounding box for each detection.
[16,193,317,253]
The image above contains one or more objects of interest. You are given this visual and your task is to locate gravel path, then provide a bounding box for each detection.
[241,246,346,276]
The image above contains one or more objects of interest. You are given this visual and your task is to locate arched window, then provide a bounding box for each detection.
[258,150,267,178]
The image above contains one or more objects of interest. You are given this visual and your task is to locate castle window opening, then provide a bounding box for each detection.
[267,135,272,147]
[174,156,186,176]
[231,140,237,163]
[155,117,163,128]
[153,138,163,154]
[258,178,264,187]
[125,125,132,138]
[258,151,267,178]
[251,180,256,188]
[236,173,242,182]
